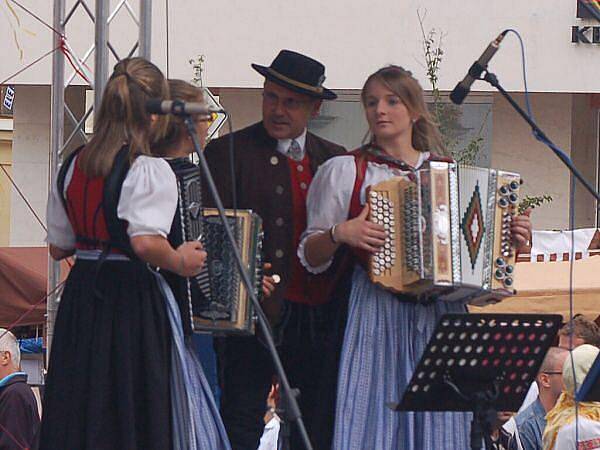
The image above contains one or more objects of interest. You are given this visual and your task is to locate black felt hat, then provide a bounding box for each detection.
[252,50,337,100]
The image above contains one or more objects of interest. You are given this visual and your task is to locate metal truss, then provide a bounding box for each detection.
[48,0,152,359]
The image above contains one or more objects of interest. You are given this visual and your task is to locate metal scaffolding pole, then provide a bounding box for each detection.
[139,0,152,60]
[47,0,66,363]
[94,0,109,112]
[47,0,153,363]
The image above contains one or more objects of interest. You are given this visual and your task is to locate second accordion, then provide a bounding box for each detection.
[166,158,263,335]
[367,161,521,305]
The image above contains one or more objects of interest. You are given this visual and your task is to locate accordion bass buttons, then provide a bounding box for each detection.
[275,249,284,258]
[495,178,520,289]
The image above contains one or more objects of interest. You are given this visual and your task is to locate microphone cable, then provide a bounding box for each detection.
[503,28,580,443]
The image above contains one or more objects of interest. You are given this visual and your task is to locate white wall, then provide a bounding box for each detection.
[1,1,599,92]
[491,92,572,230]
[10,86,50,246]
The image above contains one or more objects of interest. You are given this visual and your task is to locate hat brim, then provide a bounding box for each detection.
[252,64,337,100]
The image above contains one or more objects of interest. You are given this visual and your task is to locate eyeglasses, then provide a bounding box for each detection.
[542,371,563,375]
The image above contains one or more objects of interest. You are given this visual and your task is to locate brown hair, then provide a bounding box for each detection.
[361,65,446,155]
[78,57,169,177]
[152,79,204,157]
[558,315,600,347]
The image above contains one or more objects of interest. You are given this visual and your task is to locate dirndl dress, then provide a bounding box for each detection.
[42,150,230,450]
[331,266,471,450]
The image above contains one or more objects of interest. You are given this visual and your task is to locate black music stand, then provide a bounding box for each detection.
[576,351,600,402]
[390,313,562,450]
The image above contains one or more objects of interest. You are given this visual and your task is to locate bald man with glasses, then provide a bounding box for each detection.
[508,347,569,450]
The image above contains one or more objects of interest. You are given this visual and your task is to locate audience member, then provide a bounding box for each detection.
[508,347,569,450]
[0,329,40,450]
[543,344,600,450]
[503,314,600,444]
[558,315,600,350]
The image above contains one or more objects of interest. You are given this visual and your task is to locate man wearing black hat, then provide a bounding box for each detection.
[204,50,346,450]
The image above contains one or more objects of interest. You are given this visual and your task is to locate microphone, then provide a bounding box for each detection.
[449,31,508,105]
[146,99,225,116]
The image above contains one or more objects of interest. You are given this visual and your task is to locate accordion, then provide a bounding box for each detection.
[165,158,263,335]
[367,161,521,305]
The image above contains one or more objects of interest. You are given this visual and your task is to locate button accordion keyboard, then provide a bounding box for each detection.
[367,161,521,305]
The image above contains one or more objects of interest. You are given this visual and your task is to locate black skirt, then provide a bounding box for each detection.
[39,258,172,450]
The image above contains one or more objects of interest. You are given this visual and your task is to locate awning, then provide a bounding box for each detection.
[0,247,69,327]
[470,255,600,320]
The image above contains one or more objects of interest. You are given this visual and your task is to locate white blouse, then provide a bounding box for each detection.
[297,152,430,274]
[46,155,178,250]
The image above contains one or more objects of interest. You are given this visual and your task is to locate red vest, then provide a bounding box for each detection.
[285,153,318,304]
[64,158,116,252]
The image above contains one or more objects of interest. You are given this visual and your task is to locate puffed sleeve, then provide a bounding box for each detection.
[117,156,178,238]
[46,160,76,250]
[297,155,355,274]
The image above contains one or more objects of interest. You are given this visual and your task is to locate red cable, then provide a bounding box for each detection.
[0,421,28,450]
[0,279,66,342]
[0,165,46,233]
[59,37,91,84]
[0,46,59,86]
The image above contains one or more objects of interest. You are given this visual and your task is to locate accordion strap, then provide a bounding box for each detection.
[102,146,136,258]
[347,148,373,269]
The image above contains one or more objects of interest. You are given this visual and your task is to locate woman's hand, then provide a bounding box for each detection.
[49,244,75,261]
[176,241,207,277]
[261,262,277,298]
[511,208,532,254]
[335,204,387,253]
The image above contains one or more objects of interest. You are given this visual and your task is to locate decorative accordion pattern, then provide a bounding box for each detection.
[167,158,263,335]
[367,161,521,305]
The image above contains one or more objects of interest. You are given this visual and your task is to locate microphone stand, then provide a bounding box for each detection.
[481,70,600,203]
[183,116,314,450]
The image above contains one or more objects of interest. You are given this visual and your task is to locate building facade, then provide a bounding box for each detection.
[0,0,598,245]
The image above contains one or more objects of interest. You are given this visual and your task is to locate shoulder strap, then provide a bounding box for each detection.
[348,147,369,220]
[56,145,84,212]
[103,146,136,258]
[427,152,454,163]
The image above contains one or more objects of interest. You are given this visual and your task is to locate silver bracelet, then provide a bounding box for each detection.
[329,224,338,244]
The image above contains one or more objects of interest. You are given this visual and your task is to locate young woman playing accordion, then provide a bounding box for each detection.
[299,66,532,450]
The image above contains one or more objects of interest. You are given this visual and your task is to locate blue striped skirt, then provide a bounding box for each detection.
[332,266,471,450]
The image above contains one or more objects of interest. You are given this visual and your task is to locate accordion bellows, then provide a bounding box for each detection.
[367,161,521,305]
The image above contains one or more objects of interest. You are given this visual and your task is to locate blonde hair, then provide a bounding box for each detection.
[543,345,600,450]
[361,65,445,155]
[152,79,204,157]
[78,57,169,177]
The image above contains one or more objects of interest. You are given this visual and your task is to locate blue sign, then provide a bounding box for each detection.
[3,86,15,110]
